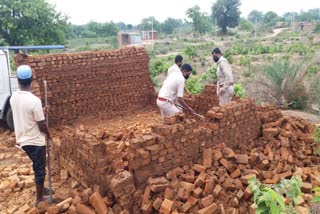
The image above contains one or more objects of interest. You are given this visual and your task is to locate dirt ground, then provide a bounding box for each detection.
[282,110,320,124]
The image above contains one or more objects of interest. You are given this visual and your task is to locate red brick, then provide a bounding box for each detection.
[230,169,241,179]
[203,149,213,167]
[235,154,249,164]
[159,199,173,214]
[197,203,218,214]
[199,195,214,208]
[89,192,108,214]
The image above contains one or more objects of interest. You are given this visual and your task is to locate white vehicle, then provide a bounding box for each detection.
[0,49,18,130]
[0,46,64,130]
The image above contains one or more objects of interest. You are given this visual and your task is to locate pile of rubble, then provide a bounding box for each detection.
[136,109,319,213]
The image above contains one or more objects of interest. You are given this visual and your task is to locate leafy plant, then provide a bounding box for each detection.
[234,83,246,98]
[249,177,286,214]
[249,176,303,214]
[185,76,204,94]
[201,65,217,84]
[312,187,320,203]
[239,56,252,66]
[183,45,198,60]
[256,58,311,109]
[149,58,170,77]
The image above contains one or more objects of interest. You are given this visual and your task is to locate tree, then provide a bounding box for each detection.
[87,21,119,37]
[186,6,211,34]
[211,0,241,34]
[263,11,280,27]
[139,17,161,32]
[161,18,183,34]
[248,10,264,23]
[0,0,69,46]
[72,25,86,38]
[238,18,254,32]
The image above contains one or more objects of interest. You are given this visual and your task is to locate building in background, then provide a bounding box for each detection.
[118,32,142,46]
[142,31,158,41]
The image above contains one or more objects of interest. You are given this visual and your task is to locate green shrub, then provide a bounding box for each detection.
[234,83,246,98]
[307,65,320,77]
[185,76,204,94]
[257,58,310,109]
[149,58,170,77]
[239,56,252,66]
[201,65,217,84]
[249,176,302,213]
[191,68,197,75]
[183,45,197,59]
[314,23,320,34]
[310,77,320,110]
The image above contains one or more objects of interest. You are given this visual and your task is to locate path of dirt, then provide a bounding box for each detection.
[282,110,320,124]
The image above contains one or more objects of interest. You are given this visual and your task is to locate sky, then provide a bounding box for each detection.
[48,0,320,25]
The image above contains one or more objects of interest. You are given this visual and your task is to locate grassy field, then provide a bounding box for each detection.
[24,28,320,113]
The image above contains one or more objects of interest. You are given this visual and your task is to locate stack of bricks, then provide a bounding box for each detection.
[127,99,261,183]
[14,47,155,126]
[51,99,262,197]
[205,99,261,149]
[51,125,119,194]
[185,85,219,114]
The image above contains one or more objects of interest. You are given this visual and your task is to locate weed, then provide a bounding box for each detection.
[234,83,246,98]
[249,176,302,213]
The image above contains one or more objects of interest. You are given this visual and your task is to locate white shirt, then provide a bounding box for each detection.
[10,90,46,147]
[158,71,185,102]
[167,64,180,77]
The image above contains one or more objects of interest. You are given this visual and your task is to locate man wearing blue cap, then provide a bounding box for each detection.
[10,65,52,205]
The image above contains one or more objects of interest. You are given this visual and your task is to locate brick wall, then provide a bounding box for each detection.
[14,47,155,125]
[185,85,219,114]
[52,99,264,204]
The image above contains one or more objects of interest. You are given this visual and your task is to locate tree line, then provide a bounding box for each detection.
[0,0,319,46]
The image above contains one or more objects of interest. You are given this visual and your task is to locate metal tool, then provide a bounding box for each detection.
[171,101,205,119]
[44,80,53,204]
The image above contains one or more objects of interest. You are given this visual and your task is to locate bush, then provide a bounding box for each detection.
[238,19,254,32]
[201,65,217,84]
[183,45,197,59]
[185,76,204,94]
[314,23,320,34]
[307,65,320,77]
[234,83,246,98]
[310,77,320,110]
[149,58,170,77]
[249,176,302,213]
[257,58,310,109]
[239,56,252,66]
[191,68,197,75]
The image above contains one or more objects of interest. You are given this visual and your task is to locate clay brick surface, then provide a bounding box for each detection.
[15,47,155,126]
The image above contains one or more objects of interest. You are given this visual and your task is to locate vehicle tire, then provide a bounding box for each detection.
[5,107,14,131]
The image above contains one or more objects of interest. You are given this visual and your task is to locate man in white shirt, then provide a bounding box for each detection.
[212,48,234,106]
[10,65,51,205]
[157,64,195,118]
[167,55,183,77]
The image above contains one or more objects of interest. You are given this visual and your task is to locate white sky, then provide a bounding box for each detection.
[48,0,320,25]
